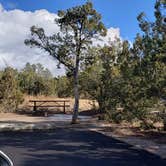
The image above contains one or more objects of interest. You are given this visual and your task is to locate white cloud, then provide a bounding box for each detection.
[93,27,121,46]
[0,4,121,76]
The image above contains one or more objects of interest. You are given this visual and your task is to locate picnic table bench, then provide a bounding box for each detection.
[29,100,70,116]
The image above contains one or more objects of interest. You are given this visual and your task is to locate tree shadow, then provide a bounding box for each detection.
[0,129,165,166]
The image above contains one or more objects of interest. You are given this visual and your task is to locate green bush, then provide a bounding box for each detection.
[0,68,24,112]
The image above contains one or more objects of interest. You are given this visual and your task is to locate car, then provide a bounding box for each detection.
[0,151,13,166]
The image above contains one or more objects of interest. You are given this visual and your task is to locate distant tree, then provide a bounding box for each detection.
[55,76,73,98]
[25,2,107,123]
[18,63,55,96]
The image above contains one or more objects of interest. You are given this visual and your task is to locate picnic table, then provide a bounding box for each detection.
[29,100,70,116]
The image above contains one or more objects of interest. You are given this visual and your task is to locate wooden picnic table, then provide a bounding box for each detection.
[29,100,70,116]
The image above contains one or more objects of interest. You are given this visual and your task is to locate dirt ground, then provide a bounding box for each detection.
[0,113,50,122]
[100,122,166,144]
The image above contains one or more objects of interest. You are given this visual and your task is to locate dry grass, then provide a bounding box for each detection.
[19,95,98,113]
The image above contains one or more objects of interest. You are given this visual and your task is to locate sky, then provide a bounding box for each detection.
[0,0,156,75]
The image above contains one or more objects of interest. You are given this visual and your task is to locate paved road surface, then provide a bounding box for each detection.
[0,128,166,166]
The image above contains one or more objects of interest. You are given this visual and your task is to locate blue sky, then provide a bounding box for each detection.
[0,0,156,41]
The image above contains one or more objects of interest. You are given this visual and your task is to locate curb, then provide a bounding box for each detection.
[0,120,99,132]
[0,122,67,132]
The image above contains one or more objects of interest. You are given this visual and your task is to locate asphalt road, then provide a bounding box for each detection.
[0,128,166,166]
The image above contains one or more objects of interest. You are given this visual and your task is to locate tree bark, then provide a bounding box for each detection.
[72,55,80,124]
[164,117,166,131]
[71,26,82,124]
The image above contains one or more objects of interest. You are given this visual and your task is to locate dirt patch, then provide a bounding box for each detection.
[140,131,166,144]
[101,123,166,143]
[0,113,50,123]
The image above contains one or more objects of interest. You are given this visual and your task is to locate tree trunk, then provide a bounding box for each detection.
[72,55,80,124]
[164,117,166,131]
[98,86,105,113]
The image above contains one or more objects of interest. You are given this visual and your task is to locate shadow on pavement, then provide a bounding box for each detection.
[0,129,166,166]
